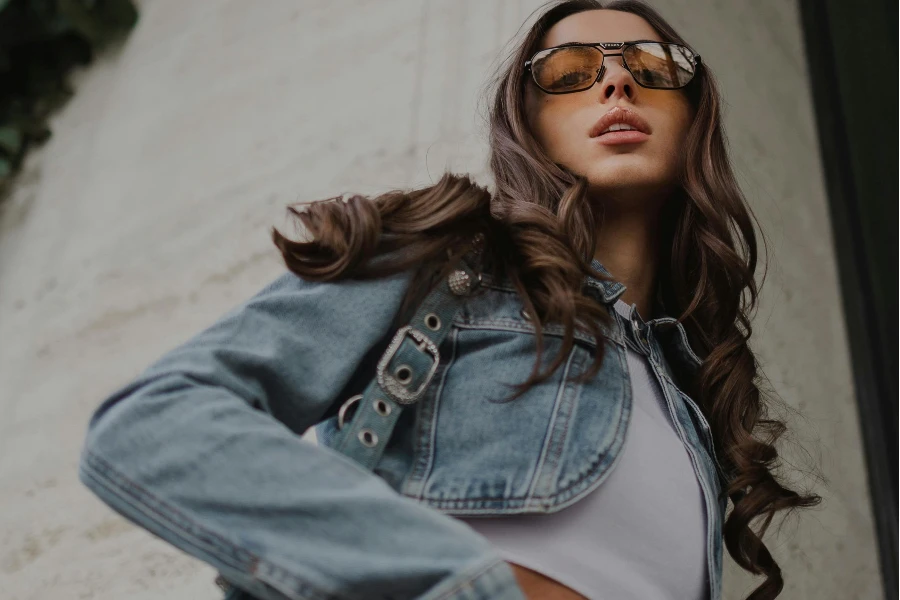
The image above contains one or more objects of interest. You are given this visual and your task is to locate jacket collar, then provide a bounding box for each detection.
[585,258,677,326]
[478,256,701,365]
[588,260,704,371]
[478,255,677,319]
[480,257,628,306]
[583,258,628,305]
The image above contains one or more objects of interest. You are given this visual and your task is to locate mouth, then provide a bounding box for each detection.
[592,129,651,145]
[589,106,652,141]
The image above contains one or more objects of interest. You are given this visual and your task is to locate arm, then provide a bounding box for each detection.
[79,269,525,600]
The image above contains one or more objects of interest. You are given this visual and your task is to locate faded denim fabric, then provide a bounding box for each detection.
[79,257,729,600]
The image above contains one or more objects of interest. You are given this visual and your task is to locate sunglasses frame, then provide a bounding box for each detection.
[524,40,702,94]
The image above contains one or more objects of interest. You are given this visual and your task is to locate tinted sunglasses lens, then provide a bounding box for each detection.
[624,42,695,88]
[531,46,602,93]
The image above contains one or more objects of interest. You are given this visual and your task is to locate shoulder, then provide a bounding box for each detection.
[242,267,418,319]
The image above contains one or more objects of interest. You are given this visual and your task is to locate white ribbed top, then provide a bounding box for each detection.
[454,298,708,600]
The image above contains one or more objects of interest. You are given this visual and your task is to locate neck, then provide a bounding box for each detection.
[593,206,661,320]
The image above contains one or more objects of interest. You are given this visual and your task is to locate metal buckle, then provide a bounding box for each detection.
[336,394,362,430]
[377,326,440,405]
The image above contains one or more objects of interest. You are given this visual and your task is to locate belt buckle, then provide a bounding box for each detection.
[336,394,363,430]
[377,326,440,405]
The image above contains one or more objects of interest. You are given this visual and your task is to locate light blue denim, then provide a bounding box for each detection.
[79,257,730,600]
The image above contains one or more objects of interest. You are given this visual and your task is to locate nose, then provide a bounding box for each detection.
[596,57,636,101]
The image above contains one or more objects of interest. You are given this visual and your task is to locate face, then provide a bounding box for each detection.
[525,10,694,211]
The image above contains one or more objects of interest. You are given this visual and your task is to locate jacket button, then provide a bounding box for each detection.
[631,315,649,348]
[448,270,472,295]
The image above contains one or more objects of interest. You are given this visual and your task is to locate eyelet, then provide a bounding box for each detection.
[394,364,413,384]
[424,313,441,331]
[374,398,392,417]
[358,429,378,447]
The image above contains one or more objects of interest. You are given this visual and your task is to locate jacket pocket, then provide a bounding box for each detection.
[400,322,630,516]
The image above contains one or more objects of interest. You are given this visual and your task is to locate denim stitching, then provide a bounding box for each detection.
[428,558,510,600]
[82,449,355,600]
[412,346,628,508]
[452,320,624,350]
[407,327,458,498]
[525,346,583,500]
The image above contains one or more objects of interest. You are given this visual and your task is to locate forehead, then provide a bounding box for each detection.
[539,9,661,48]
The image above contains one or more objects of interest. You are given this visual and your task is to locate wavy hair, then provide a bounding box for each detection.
[271,1,821,597]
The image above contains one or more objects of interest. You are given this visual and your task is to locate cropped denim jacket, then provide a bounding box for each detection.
[79,256,730,600]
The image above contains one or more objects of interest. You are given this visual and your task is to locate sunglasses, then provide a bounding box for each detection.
[524,40,702,94]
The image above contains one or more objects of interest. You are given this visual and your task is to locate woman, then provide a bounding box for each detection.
[79,1,820,599]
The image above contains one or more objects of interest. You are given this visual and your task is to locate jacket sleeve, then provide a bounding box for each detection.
[78,268,526,600]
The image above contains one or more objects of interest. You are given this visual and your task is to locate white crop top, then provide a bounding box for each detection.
[455,298,709,599]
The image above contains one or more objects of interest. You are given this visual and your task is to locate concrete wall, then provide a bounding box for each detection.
[0,1,881,598]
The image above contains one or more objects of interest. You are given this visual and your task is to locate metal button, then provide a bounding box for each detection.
[631,313,649,348]
[448,270,472,295]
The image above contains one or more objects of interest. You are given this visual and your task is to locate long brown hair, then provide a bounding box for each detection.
[271,1,821,597]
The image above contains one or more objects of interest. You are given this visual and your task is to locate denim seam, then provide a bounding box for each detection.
[669,322,703,366]
[669,388,731,487]
[452,320,624,350]
[405,327,459,498]
[425,557,515,600]
[541,347,588,489]
[79,464,251,575]
[648,362,720,600]
[479,281,518,293]
[524,348,578,501]
[551,342,628,495]
[81,448,356,600]
[409,347,628,508]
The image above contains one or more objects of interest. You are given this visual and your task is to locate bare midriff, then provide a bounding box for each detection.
[508,562,589,600]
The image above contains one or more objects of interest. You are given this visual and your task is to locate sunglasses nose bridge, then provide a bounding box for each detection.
[594,51,629,87]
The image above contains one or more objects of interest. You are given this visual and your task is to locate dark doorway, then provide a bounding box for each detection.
[798,1,897,598]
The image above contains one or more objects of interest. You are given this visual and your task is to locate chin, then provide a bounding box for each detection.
[585,170,658,191]
[584,169,671,204]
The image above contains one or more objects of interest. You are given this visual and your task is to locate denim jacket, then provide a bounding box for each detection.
[79,256,730,600]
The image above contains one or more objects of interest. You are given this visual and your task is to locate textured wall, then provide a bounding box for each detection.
[0,1,881,598]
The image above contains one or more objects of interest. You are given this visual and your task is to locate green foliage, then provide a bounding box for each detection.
[0,0,138,191]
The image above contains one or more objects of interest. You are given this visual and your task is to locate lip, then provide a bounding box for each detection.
[589,106,652,139]
[593,130,650,145]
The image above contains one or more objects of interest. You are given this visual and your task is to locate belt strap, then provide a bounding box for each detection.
[331,254,482,471]
[214,248,483,598]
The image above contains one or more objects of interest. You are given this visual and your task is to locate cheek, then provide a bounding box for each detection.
[649,101,692,167]
[525,89,581,161]
[669,99,694,147]
[536,110,565,152]
[529,104,561,153]
[534,104,585,164]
